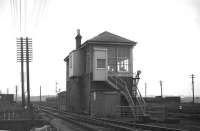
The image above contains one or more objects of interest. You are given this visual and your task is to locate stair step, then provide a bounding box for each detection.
[107,76,146,119]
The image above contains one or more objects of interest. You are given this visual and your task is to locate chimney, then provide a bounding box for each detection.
[75,29,82,49]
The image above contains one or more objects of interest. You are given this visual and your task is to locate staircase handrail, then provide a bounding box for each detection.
[136,86,146,105]
[107,75,137,118]
[117,76,146,116]
[131,71,146,115]
[107,71,146,118]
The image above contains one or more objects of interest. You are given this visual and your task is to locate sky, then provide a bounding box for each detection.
[0,0,199,97]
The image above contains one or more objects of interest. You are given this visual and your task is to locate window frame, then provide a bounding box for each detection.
[96,58,106,69]
[107,47,130,73]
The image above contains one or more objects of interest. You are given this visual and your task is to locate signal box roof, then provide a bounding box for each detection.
[83,31,136,46]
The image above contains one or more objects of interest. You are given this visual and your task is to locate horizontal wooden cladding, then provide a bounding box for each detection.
[68,50,84,77]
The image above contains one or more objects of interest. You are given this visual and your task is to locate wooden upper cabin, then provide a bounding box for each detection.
[64,30,137,81]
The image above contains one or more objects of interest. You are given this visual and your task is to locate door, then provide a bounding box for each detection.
[93,48,107,81]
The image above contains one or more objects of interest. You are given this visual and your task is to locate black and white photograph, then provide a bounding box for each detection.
[0,0,199,130]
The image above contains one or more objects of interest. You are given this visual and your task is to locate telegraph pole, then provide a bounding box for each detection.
[145,83,147,97]
[17,37,25,107]
[40,85,41,103]
[56,82,58,94]
[7,88,9,94]
[190,74,195,104]
[17,37,32,107]
[55,82,58,109]
[160,80,163,98]
[15,86,18,102]
[26,37,32,107]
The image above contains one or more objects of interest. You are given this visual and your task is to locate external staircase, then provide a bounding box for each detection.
[107,71,146,120]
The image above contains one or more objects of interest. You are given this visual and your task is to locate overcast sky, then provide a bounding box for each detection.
[0,0,199,97]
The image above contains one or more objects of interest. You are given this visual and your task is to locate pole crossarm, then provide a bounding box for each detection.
[17,37,32,62]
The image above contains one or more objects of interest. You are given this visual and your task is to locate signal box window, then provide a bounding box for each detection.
[107,47,130,72]
[97,59,106,69]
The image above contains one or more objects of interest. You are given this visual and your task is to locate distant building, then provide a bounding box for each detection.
[144,96,181,103]
[64,30,145,118]
[0,94,14,103]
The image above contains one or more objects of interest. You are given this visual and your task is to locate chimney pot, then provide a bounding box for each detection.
[75,29,82,49]
[77,29,80,35]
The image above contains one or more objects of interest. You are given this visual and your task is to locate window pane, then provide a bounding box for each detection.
[97,59,106,69]
[107,47,131,72]
[117,47,130,72]
[117,58,129,72]
[107,47,117,72]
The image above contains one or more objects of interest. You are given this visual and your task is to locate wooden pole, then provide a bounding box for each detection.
[20,37,25,107]
[15,85,18,102]
[26,37,30,107]
[145,83,147,97]
[160,80,163,98]
[40,85,41,103]
[190,74,195,104]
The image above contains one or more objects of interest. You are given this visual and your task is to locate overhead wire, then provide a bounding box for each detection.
[10,0,13,17]
[12,0,16,19]
[41,0,48,18]
[24,0,27,33]
[32,0,37,16]
[35,0,43,26]
[10,0,49,34]
[15,0,19,32]
[10,0,17,28]
[31,0,37,27]
[19,0,21,33]
[35,0,48,27]
[10,0,16,26]
[13,0,18,29]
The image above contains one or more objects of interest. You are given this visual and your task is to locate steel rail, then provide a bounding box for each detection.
[36,104,188,131]
[37,105,141,131]
[39,108,105,131]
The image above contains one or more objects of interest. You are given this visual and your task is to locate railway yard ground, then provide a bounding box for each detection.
[0,99,199,131]
[34,102,200,131]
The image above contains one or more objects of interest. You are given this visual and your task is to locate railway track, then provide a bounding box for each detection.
[168,112,200,120]
[35,104,187,131]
